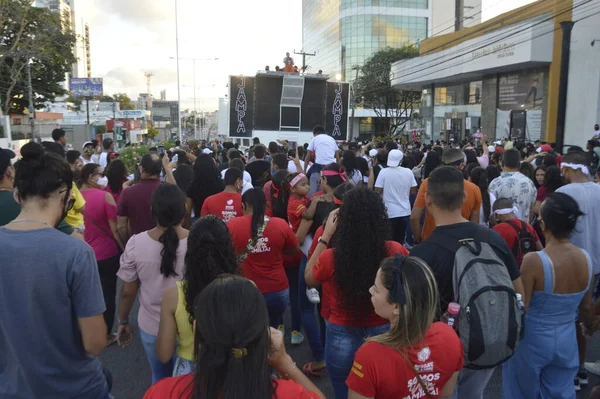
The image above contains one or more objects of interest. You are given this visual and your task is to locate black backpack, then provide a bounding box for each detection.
[505,220,535,267]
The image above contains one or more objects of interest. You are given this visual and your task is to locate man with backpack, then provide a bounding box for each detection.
[410,166,524,399]
[492,197,543,267]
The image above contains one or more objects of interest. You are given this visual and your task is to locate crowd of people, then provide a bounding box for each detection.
[1,124,600,399]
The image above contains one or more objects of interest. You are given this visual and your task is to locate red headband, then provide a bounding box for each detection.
[333,196,343,205]
[322,169,347,182]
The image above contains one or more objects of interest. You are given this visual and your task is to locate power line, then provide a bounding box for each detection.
[355,0,593,89]
[354,2,600,99]
[391,0,596,83]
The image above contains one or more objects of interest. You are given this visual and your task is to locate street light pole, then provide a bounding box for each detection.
[193,58,197,140]
[26,60,35,140]
[175,0,182,142]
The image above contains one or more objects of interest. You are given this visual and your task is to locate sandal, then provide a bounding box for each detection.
[302,361,327,376]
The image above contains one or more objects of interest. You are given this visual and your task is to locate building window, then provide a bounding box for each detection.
[469,81,482,105]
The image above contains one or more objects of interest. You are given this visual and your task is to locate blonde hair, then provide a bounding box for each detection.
[369,256,439,349]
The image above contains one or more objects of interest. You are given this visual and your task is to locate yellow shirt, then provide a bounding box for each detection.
[64,183,85,227]
[175,281,195,361]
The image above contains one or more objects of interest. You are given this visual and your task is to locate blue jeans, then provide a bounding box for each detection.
[285,267,302,331]
[325,321,390,399]
[96,368,113,399]
[263,289,290,328]
[299,254,324,362]
[140,329,175,384]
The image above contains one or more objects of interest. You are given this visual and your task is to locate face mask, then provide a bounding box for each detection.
[97,176,108,189]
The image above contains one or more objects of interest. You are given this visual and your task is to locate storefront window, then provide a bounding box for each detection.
[359,117,374,135]
[469,81,482,105]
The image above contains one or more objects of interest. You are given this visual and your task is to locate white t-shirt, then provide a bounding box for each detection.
[307,134,337,165]
[348,170,363,185]
[288,160,306,173]
[374,166,417,218]
[97,152,108,168]
[557,182,600,274]
[479,191,497,226]
[80,156,93,165]
[221,168,252,185]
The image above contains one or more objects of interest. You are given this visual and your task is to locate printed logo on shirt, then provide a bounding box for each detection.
[405,373,440,399]
[222,201,238,222]
[251,237,271,254]
[351,361,364,378]
[414,362,434,372]
[417,347,431,362]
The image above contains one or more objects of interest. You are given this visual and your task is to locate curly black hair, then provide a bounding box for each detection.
[183,215,239,323]
[333,187,391,318]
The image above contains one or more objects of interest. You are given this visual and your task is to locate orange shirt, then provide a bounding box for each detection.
[414,178,482,241]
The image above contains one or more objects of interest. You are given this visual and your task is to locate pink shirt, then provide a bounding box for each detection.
[81,188,120,261]
[117,232,187,335]
[104,185,124,205]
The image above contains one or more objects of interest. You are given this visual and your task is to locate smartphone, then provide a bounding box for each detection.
[288,141,297,151]
[157,145,165,157]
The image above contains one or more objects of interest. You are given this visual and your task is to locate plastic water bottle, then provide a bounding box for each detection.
[442,302,460,331]
[516,293,525,340]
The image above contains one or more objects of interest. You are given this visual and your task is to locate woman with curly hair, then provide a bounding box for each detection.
[156,215,239,376]
[305,187,408,399]
[185,154,223,227]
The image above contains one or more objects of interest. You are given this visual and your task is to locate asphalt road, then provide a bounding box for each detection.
[100,294,600,399]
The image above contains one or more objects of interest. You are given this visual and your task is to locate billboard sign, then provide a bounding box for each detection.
[229,76,255,138]
[498,68,546,111]
[69,78,104,97]
[325,81,350,141]
[117,110,147,119]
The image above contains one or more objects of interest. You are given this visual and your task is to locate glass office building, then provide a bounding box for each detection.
[303,0,431,82]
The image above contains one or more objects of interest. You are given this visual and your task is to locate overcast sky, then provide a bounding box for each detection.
[77,0,533,111]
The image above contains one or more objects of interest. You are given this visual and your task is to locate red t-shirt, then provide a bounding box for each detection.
[312,241,408,327]
[267,205,302,269]
[228,215,299,294]
[493,218,539,264]
[200,192,243,222]
[288,196,310,233]
[143,374,320,399]
[311,190,324,199]
[346,322,464,399]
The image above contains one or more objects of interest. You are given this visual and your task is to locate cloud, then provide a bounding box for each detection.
[87,0,170,23]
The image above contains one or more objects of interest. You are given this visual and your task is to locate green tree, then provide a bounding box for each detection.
[0,0,77,114]
[353,45,421,135]
[146,125,160,140]
[112,93,135,110]
[97,95,115,102]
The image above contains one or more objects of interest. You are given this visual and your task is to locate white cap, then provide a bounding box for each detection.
[368,149,378,158]
[487,145,495,153]
[82,141,93,149]
[387,149,404,167]
[202,148,213,154]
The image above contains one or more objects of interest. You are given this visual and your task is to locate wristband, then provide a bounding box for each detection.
[119,320,129,326]
[318,238,329,246]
